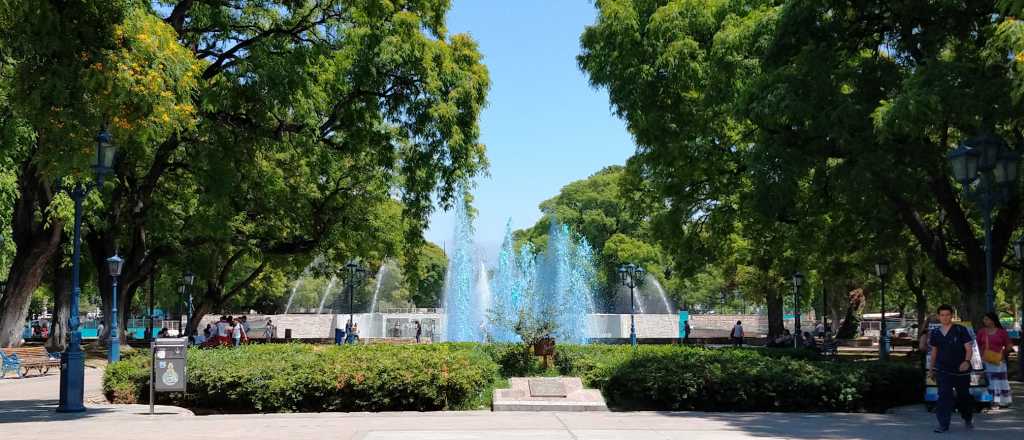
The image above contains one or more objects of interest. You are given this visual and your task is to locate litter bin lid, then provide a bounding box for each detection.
[154,337,188,347]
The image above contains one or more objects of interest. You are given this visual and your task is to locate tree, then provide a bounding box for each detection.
[580,0,1024,326]
[0,0,146,346]
[2,0,490,346]
[401,241,448,308]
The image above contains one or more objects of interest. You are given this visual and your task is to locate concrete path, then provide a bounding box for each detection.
[1,367,1022,439]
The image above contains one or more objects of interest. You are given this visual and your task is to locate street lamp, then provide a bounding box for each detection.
[875,261,890,361]
[948,134,1020,314]
[1013,237,1024,380]
[57,126,116,413]
[106,254,124,363]
[618,263,645,349]
[343,261,366,344]
[182,271,195,338]
[792,272,804,348]
[146,260,156,342]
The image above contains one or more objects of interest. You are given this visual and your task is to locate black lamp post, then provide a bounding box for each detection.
[146,261,156,342]
[182,271,195,338]
[343,261,366,343]
[106,253,124,363]
[792,272,804,348]
[618,263,645,349]
[58,126,116,413]
[1013,237,1024,380]
[948,134,1020,314]
[875,261,890,361]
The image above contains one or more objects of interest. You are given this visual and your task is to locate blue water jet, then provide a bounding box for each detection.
[443,204,596,343]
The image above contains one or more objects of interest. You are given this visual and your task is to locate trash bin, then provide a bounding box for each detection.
[153,338,187,392]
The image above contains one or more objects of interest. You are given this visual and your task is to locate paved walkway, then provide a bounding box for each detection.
[1,367,1021,439]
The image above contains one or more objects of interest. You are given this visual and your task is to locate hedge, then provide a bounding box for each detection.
[104,343,499,412]
[104,343,921,413]
[554,345,923,412]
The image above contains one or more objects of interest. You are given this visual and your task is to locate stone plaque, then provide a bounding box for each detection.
[528,378,567,397]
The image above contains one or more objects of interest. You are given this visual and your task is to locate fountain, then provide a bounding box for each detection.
[442,196,597,343]
[443,194,482,341]
[646,274,674,314]
[283,280,303,314]
[315,275,337,314]
[369,261,389,314]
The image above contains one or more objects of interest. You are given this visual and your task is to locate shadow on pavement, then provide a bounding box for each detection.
[0,400,119,424]
[652,405,1023,439]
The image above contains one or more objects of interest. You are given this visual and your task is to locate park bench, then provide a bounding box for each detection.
[0,346,60,378]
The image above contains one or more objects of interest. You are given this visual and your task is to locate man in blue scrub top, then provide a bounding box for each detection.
[928,304,975,433]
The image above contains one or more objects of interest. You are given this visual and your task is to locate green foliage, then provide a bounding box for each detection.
[580,0,1024,324]
[105,342,921,413]
[103,343,499,412]
[555,345,922,413]
[514,166,673,308]
[401,241,448,308]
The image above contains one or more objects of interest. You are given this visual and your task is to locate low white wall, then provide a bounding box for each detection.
[195,312,816,340]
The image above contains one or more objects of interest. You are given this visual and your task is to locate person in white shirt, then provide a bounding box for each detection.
[232,317,243,347]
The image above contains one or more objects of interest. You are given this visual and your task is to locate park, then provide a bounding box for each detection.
[1,0,1024,438]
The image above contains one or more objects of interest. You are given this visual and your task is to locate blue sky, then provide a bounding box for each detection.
[425,0,636,256]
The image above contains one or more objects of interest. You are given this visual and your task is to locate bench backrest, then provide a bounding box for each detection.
[1,347,55,360]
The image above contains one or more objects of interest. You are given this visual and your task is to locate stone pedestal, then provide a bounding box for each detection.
[492,377,608,412]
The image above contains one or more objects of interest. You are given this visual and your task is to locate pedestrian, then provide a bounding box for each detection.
[929,304,974,433]
[977,312,1012,408]
[232,317,243,347]
[203,323,212,339]
[683,320,691,344]
[415,320,422,343]
[351,323,359,343]
[815,321,824,338]
[97,321,105,340]
[217,316,230,346]
[265,319,275,343]
[730,320,744,347]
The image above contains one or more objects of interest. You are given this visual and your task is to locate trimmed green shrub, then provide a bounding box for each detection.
[104,342,921,413]
[103,343,499,412]
[555,344,922,412]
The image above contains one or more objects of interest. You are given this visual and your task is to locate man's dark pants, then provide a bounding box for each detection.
[935,371,973,429]
[732,337,743,347]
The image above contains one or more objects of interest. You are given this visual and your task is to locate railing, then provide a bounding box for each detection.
[376,308,442,314]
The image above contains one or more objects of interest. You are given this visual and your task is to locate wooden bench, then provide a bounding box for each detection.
[1,347,60,378]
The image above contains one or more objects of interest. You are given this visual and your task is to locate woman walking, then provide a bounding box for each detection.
[977,312,1012,408]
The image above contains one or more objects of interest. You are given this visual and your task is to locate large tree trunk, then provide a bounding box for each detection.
[46,255,71,352]
[0,160,63,347]
[959,279,987,329]
[187,299,213,338]
[836,288,866,339]
[905,257,929,334]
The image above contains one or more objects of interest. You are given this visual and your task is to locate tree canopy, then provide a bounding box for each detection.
[0,0,484,346]
[580,0,1024,325]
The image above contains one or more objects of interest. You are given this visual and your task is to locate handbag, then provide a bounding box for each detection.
[981,332,1003,364]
